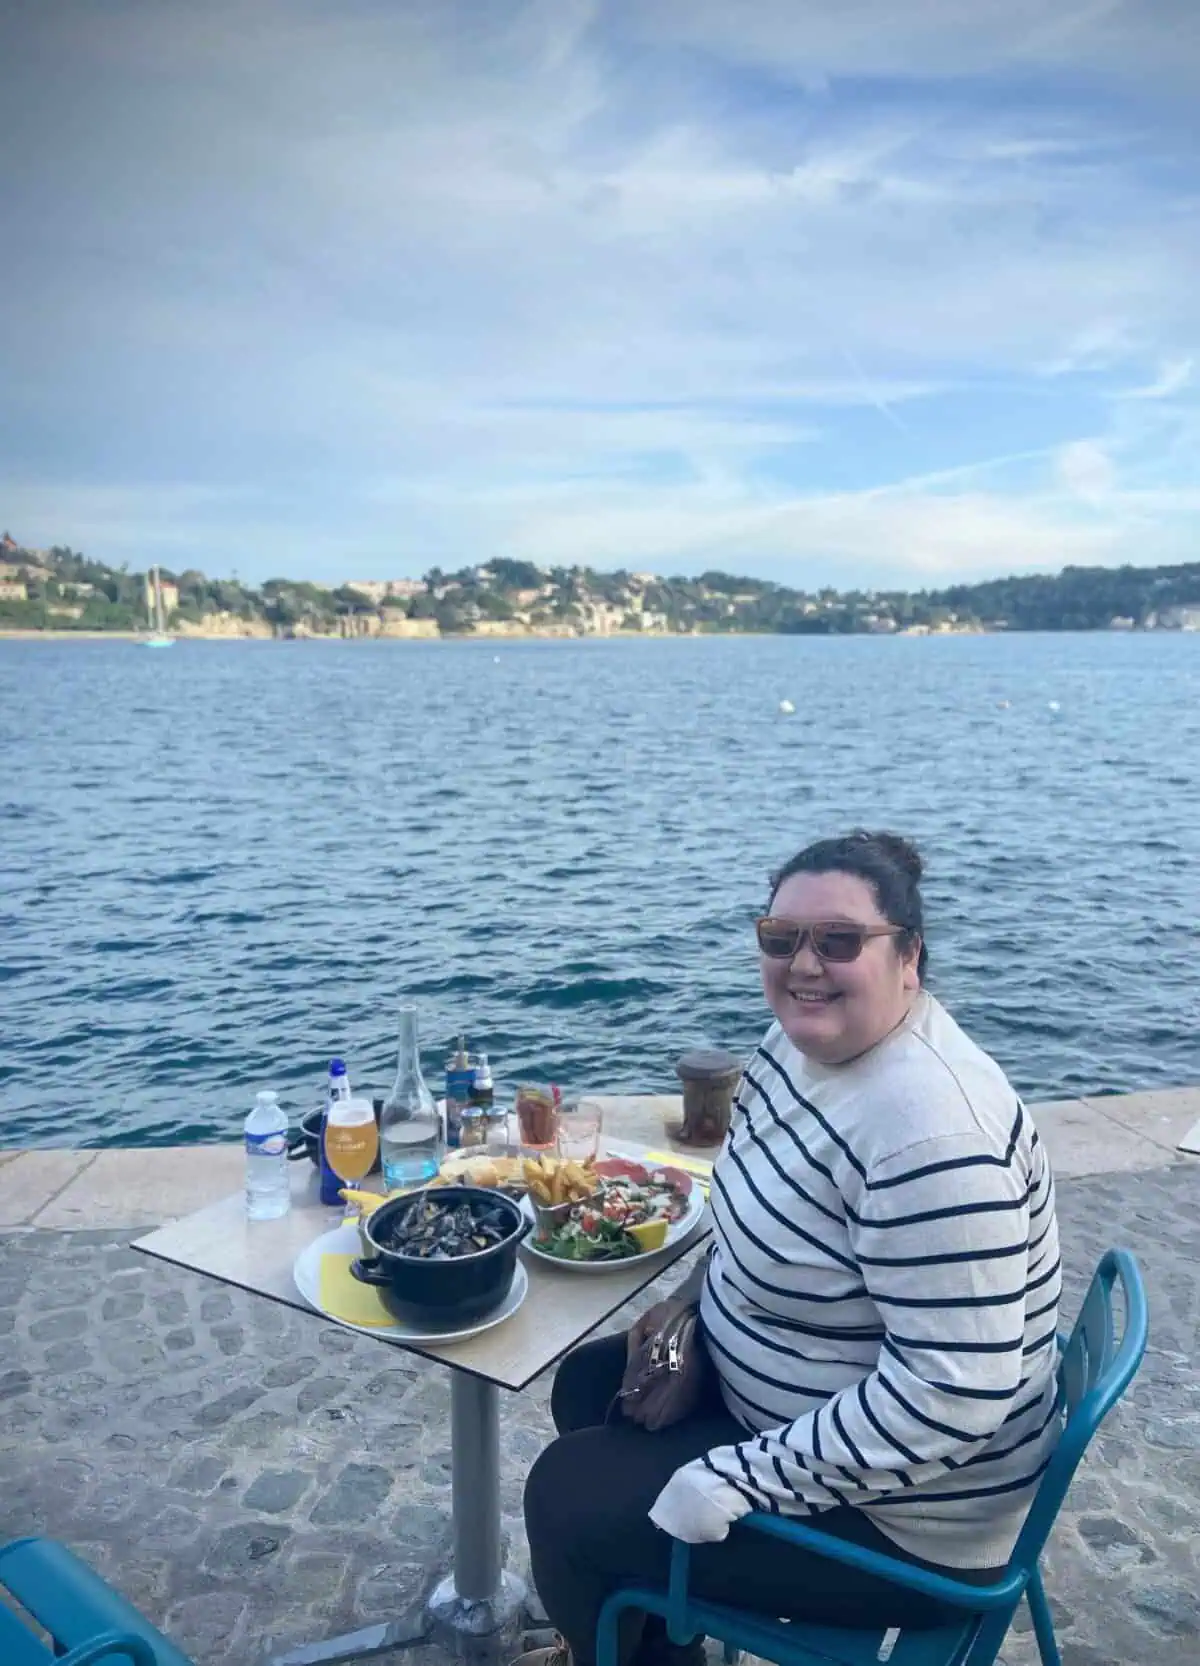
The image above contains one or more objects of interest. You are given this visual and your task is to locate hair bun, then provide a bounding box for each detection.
[854,828,924,882]
[876,832,923,882]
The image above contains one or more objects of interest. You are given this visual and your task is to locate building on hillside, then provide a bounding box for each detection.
[1153,604,1200,630]
[0,560,52,583]
[347,578,425,604]
[0,580,28,601]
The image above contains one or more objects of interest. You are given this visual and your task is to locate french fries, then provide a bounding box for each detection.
[523,1154,598,1207]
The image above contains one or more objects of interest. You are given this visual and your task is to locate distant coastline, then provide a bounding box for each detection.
[0,626,766,643]
[3,531,1200,638]
[0,622,1001,642]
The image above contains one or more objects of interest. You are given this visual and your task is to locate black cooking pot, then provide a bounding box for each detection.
[287,1103,383,1176]
[351,1186,529,1326]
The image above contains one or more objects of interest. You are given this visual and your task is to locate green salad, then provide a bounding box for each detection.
[537,1212,638,1262]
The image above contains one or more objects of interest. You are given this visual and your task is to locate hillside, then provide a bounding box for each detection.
[2,532,1199,637]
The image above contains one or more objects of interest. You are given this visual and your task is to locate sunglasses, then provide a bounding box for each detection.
[755,916,904,963]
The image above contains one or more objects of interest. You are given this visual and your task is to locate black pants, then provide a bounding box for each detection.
[524,1334,997,1666]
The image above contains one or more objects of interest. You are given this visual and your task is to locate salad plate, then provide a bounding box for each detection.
[520,1156,706,1272]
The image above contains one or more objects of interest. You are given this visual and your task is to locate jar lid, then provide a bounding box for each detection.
[675,1047,743,1082]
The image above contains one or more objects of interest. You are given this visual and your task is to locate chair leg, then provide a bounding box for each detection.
[596,1596,625,1666]
[1025,1571,1061,1666]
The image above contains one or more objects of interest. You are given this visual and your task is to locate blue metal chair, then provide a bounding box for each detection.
[597,1248,1148,1666]
[0,1537,196,1666]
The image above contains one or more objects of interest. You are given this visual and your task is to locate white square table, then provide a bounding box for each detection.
[133,1149,710,1663]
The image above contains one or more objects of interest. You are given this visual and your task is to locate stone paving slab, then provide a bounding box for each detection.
[35,1145,246,1230]
[1081,1086,1200,1160]
[0,1150,99,1227]
[1027,1100,1169,1180]
[1,1165,1198,1666]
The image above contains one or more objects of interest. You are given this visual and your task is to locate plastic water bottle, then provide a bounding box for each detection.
[320,1058,351,1206]
[244,1090,291,1220]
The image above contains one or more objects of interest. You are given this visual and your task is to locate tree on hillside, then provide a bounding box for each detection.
[489,557,543,591]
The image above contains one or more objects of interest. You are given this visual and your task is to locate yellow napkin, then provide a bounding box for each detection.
[318,1253,394,1327]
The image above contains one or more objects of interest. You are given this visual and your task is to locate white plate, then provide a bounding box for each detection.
[520,1174,707,1274]
[293,1222,528,1345]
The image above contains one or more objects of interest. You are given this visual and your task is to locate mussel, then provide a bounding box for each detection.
[378,1194,514,1259]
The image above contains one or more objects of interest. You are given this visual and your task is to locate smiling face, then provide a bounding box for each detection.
[760,869,922,1065]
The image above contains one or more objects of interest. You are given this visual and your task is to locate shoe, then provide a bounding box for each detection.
[509,1622,706,1666]
[511,1631,572,1666]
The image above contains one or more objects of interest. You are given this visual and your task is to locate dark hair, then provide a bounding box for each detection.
[767,829,928,980]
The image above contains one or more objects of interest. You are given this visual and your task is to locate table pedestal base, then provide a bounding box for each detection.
[428,1568,527,1641]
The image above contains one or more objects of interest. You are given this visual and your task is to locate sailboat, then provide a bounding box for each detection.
[144,565,174,648]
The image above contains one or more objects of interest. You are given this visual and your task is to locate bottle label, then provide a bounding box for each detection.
[246,1131,287,1157]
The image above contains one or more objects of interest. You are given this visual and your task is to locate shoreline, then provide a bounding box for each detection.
[2,627,750,643]
[2,625,1188,644]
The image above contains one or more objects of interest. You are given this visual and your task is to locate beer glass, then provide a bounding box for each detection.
[323,1095,380,1185]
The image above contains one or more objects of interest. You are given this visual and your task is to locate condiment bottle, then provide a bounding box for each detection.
[470,1050,494,1109]
[444,1033,474,1149]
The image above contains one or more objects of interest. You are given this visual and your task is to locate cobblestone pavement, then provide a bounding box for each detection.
[1,1163,1198,1666]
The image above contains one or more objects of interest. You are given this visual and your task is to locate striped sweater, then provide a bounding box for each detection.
[674,992,1061,1568]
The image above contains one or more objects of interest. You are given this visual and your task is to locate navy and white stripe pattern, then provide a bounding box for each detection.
[697,991,1061,1569]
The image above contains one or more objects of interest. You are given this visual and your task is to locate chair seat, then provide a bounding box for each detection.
[758,1619,971,1666]
[682,1594,972,1666]
[0,1538,194,1666]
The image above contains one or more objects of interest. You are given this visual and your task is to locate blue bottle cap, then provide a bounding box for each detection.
[329,1057,347,1076]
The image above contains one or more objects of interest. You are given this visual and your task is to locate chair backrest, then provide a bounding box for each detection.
[1009,1248,1148,1570]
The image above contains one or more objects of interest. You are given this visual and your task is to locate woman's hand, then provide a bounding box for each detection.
[650,1461,751,1543]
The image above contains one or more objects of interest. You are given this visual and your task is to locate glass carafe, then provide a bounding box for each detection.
[379,1005,443,1189]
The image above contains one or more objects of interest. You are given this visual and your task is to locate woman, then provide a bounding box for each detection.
[519,830,1061,1666]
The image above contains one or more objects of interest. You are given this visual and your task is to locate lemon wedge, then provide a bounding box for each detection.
[338,1188,386,1215]
[628,1219,669,1252]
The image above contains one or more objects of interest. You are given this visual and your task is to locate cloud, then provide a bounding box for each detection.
[1056,440,1116,504]
[1122,358,1194,400]
[1,0,1198,586]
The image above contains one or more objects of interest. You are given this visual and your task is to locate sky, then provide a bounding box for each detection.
[1,0,1198,591]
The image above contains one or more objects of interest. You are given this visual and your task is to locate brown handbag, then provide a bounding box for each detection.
[616,1305,711,1432]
